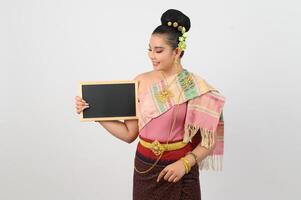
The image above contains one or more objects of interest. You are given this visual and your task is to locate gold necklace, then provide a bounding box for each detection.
[156,69,182,103]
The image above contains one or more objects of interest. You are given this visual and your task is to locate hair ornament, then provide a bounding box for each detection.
[167,21,187,51]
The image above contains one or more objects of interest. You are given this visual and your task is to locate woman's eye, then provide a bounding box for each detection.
[147,49,162,53]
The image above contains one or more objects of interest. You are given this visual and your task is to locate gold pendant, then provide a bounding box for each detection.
[183,75,193,89]
[156,89,173,103]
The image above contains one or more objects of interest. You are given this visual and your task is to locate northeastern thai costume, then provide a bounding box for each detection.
[133,68,226,200]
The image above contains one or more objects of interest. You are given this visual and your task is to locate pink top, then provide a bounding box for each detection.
[139,101,188,142]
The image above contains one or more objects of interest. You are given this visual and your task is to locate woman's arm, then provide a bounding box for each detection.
[96,119,139,143]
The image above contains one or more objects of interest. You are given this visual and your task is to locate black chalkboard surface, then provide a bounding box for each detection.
[79,80,138,121]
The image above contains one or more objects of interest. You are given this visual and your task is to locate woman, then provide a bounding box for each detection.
[75,9,225,200]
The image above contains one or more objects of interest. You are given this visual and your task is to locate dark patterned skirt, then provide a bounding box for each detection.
[133,141,201,200]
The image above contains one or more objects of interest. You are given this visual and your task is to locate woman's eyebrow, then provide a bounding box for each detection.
[148,45,165,49]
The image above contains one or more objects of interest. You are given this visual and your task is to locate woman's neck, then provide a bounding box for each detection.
[160,64,184,79]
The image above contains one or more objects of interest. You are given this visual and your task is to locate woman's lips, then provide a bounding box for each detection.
[152,61,160,66]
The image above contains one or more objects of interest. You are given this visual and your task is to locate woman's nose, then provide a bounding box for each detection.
[149,51,155,60]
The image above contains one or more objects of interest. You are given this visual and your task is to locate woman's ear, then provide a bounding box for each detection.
[174,47,182,59]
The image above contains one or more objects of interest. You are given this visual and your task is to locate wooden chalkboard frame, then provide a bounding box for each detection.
[79,80,138,122]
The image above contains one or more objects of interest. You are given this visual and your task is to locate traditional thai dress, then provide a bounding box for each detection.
[133,69,225,200]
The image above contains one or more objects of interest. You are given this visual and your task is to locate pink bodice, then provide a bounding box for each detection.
[138,100,188,142]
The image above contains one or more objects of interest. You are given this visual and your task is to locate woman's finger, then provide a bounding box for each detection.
[76,102,83,106]
[163,169,174,181]
[81,101,89,106]
[157,168,168,182]
[81,106,89,111]
[75,96,88,104]
[77,104,89,110]
[173,176,179,183]
[76,106,89,114]
[168,173,178,182]
[76,102,87,106]
[76,105,83,110]
[75,96,82,101]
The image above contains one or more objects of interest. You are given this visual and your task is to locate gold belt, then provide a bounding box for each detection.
[139,138,188,156]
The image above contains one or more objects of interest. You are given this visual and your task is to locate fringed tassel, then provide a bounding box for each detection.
[198,154,223,171]
[199,128,215,149]
[183,124,199,143]
[184,125,216,149]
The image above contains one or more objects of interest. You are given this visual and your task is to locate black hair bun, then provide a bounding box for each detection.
[160,9,191,32]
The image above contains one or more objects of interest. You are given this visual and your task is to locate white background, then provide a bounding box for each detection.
[1,0,300,199]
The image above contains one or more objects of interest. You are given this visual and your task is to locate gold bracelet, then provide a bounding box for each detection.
[183,157,191,173]
[182,161,189,174]
[180,157,191,174]
[186,151,198,164]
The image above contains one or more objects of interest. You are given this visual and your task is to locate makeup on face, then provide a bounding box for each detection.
[148,35,176,70]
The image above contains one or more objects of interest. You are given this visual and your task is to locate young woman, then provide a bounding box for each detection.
[75,9,225,200]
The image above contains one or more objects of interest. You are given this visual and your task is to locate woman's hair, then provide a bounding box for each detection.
[152,9,191,58]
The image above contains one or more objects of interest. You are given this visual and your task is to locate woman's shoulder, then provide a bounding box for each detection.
[134,70,161,90]
[134,70,159,81]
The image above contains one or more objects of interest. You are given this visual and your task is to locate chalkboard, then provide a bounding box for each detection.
[79,80,138,121]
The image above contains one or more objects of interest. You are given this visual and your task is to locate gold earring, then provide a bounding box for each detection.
[174,58,180,72]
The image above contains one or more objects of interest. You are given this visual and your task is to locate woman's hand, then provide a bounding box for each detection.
[157,159,186,183]
[75,96,89,114]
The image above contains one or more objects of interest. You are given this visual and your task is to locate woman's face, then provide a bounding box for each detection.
[148,34,178,71]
